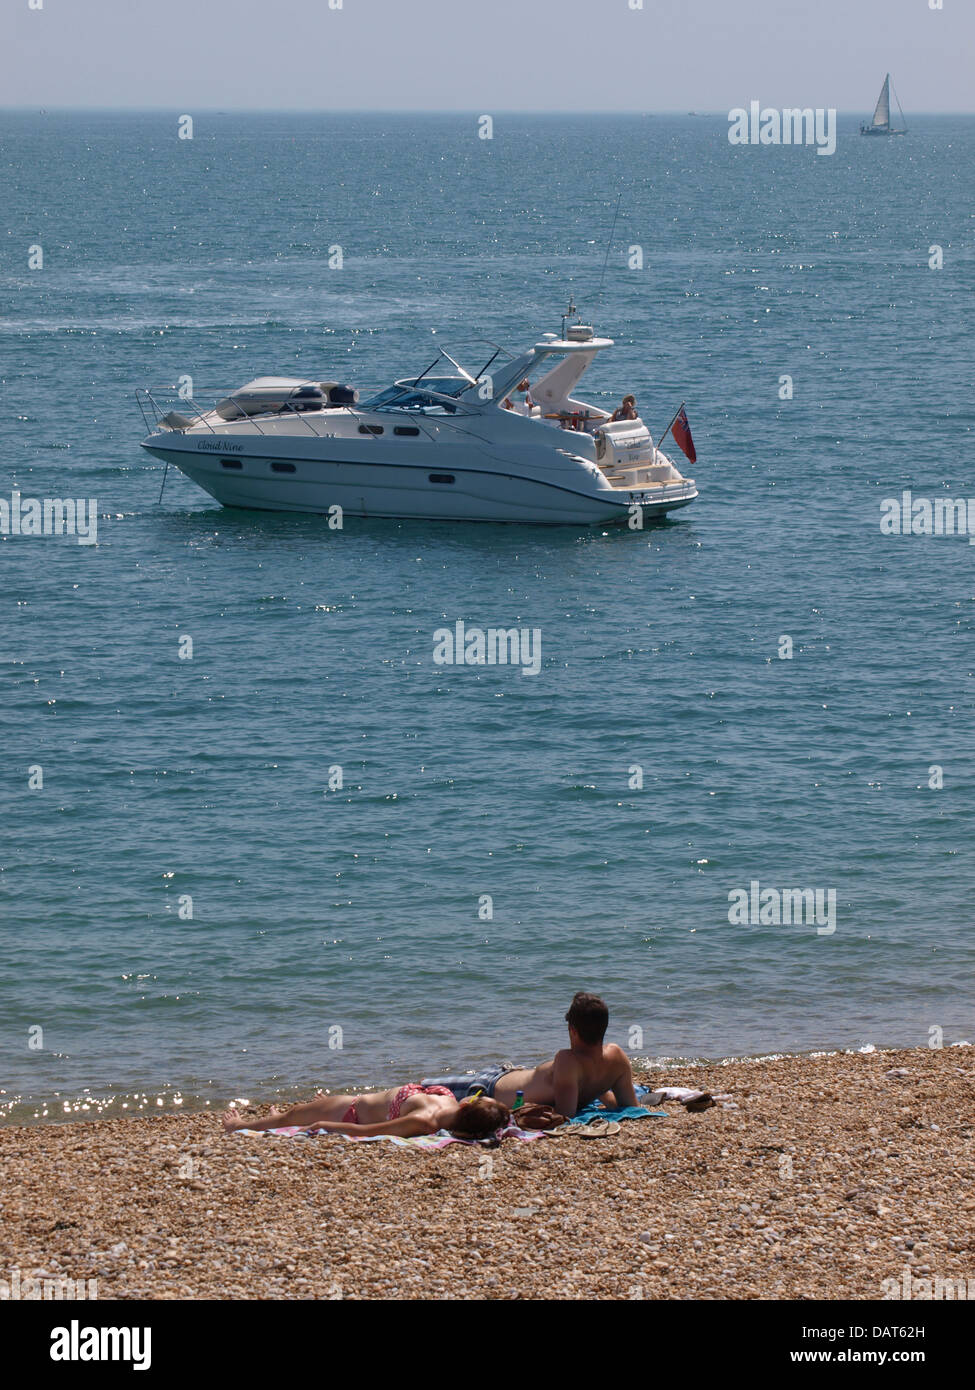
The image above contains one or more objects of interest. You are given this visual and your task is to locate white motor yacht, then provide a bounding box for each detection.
[138,322,698,525]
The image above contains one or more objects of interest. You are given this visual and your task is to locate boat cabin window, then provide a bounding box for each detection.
[429,473,455,484]
[271,462,296,472]
[221,459,243,469]
[394,426,420,436]
[358,424,384,435]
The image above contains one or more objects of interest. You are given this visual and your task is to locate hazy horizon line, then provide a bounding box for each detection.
[2,105,973,117]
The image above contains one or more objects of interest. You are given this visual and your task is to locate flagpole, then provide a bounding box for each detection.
[654,401,685,459]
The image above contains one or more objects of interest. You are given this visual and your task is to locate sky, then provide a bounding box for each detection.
[0,0,972,112]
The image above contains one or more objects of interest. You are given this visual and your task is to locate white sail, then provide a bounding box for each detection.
[872,74,891,129]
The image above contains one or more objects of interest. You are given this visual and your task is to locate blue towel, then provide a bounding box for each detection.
[568,1086,667,1125]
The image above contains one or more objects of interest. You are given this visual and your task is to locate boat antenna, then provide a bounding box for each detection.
[593,190,623,309]
[559,191,623,338]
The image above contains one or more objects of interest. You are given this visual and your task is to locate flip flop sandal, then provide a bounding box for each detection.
[570,1119,621,1138]
[685,1094,715,1113]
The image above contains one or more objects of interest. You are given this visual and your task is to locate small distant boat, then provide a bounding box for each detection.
[860,73,907,136]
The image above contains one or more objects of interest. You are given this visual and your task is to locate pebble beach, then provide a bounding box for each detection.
[1,1046,971,1301]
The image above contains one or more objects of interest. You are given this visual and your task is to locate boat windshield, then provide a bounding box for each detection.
[362,376,474,412]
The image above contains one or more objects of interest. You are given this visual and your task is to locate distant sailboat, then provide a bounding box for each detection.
[860,73,907,136]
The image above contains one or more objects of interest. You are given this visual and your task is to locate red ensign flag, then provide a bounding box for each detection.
[671,406,697,464]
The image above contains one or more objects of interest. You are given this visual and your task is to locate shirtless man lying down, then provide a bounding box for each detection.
[423,992,638,1118]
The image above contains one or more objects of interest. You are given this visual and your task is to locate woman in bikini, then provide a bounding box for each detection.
[608,394,639,422]
[222,1083,509,1140]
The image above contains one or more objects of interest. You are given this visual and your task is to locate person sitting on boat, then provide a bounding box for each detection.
[608,394,638,422]
[502,379,534,413]
[222,1084,509,1139]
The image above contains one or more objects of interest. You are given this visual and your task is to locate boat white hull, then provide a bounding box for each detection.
[143,440,698,526]
[139,327,701,525]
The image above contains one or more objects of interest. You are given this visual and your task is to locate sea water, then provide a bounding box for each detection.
[2,112,974,1122]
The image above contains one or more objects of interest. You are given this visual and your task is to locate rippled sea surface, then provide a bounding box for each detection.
[2,112,974,1123]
